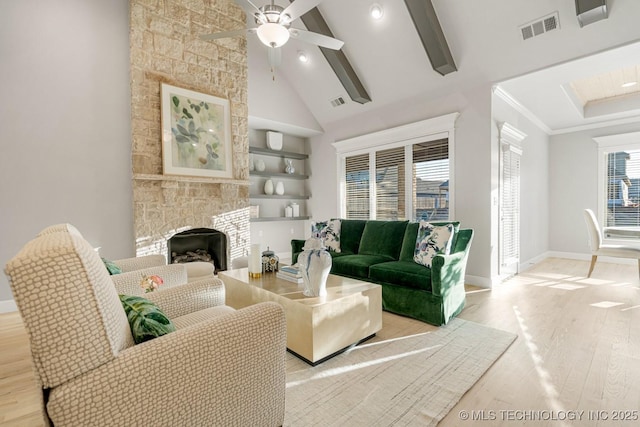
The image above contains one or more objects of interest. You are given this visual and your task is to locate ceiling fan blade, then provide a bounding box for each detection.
[199,28,255,41]
[268,46,282,69]
[281,0,324,22]
[289,28,344,50]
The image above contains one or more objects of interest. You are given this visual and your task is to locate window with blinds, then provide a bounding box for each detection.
[413,139,449,221]
[345,154,370,219]
[606,150,640,226]
[376,147,405,220]
[501,147,521,267]
[343,138,449,221]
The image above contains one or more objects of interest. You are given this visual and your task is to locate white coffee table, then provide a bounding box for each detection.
[218,268,382,365]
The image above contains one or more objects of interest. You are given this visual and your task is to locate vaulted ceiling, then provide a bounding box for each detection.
[241,0,640,135]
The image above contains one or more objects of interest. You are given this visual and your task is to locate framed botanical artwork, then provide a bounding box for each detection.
[161,83,232,178]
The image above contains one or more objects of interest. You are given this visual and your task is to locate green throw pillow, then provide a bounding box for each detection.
[119,294,176,344]
[102,257,122,275]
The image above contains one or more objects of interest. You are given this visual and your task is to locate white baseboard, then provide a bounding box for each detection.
[547,251,639,265]
[519,252,550,273]
[465,274,494,289]
[0,299,17,314]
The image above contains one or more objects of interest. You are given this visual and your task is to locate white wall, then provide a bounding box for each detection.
[549,122,640,254]
[248,39,323,135]
[491,92,550,270]
[308,83,495,285]
[0,0,132,304]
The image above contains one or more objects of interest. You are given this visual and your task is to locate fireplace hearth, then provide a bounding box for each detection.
[167,228,228,273]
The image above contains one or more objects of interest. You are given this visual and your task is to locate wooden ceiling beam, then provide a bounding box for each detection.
[404,0,457,76]
[292,3,372,104]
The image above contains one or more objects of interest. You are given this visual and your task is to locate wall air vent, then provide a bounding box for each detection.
[330,96,346,107]
[519,12,559,41]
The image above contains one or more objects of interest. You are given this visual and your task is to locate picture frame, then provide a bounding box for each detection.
[161,83,233,179]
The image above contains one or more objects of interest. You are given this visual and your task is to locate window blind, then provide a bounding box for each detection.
[345,154,370,219]
[606,150,640,226]
[501,147,520,266]
[376,147,405,220]
[412,139,449,221]
[342,138,450,221]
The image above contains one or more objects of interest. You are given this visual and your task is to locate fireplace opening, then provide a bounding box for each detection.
[167,228,228,273]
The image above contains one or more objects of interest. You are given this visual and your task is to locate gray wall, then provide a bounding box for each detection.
[0,0,132,303]
[549,122,640,254]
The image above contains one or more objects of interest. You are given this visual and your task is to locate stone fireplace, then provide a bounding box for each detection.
[129,0,250,264]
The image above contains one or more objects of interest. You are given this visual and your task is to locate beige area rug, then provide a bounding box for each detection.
[284,318,516,426]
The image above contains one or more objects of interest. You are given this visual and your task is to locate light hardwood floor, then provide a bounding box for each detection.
[2,257,639,426]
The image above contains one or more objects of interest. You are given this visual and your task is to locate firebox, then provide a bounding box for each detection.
[167,228,228,273]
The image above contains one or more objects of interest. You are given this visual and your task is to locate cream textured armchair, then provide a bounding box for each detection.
[5,226,287,426]
[583,208,640,277]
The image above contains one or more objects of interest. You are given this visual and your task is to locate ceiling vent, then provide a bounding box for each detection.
[330,96,346,107]
[519,12,559,41]
[575,0,608,27]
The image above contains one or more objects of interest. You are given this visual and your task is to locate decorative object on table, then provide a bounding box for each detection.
[297,237,332,297]
[285,205,293,217]
[266,131,283,150]
[276,265,303,284]
[284,159,295,174]
[264,178,274,195]
[139,274,164,293]
[248,243,262,278]
[249,205,260,218]
[160,83,232,178]
[261,247,279,273]
[249,154,255,171]
[275,181,285,195]
[291,202,300,217]
[255,158,266,172]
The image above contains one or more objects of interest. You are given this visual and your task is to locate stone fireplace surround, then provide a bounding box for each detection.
[130,0,250,264]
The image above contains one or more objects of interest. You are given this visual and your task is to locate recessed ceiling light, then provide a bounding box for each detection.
[622,81,638,88]
[370,3,384,20]
[297,50,309,63]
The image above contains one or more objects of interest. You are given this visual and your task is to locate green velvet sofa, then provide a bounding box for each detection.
[291,219,474,326]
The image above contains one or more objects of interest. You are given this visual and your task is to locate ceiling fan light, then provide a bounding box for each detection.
[257,23,290,48]
[370,3,384,20]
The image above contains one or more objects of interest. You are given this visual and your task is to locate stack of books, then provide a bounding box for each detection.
[276,265,303,284]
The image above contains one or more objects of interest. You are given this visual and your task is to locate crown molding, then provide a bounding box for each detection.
[493,86,552,135]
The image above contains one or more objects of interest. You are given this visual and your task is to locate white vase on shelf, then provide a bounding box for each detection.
[264,179,274,195]
[256,159,266,172]
[249,154,255,171]
[275,181,285,195]
[284,159,295,174]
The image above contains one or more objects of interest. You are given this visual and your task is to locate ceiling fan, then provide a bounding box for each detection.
[200,0,344,68]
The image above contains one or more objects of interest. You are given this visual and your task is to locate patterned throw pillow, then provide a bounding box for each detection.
[102,257,122,275]
[119,294,176,344]
[413,221,454,268]
[311,219,342,252]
